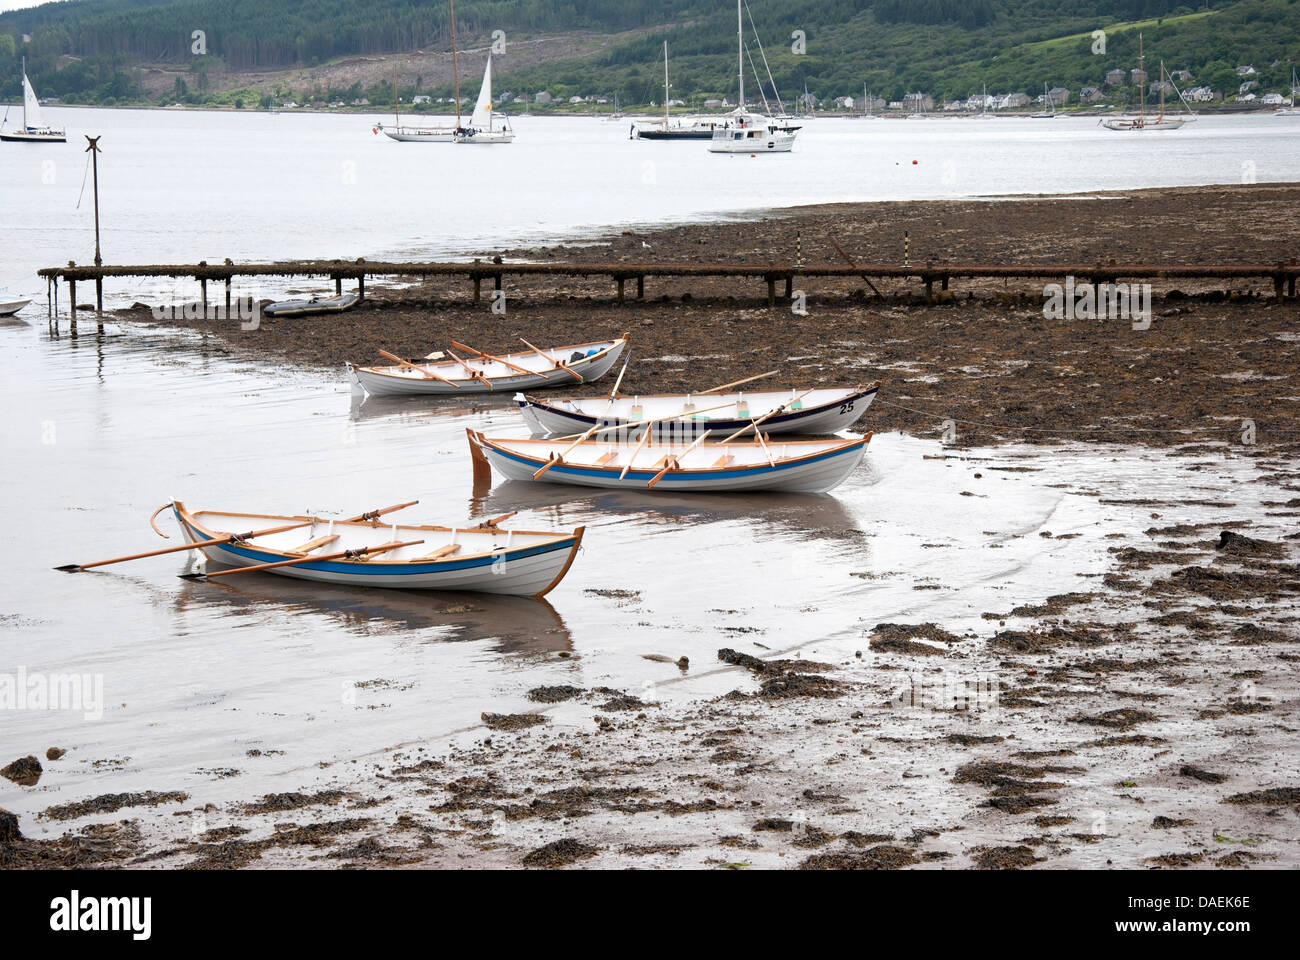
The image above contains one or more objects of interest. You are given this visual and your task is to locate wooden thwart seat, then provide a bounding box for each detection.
[417,543,462,561]
[712,455,735,467]
[285,534,339,555]
[594,451,618,465]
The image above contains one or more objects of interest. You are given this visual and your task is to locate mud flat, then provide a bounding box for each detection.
[6,184,1296,869]
[109,183,1300,450]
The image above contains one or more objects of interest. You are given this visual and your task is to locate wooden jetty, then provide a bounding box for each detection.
[37,257,1300,322]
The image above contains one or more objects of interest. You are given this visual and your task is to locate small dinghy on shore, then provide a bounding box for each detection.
[262,292,360,318]
[467,429,871,494]
[518,383,879,438]
[350,335,628,397]
[0,297,32,317]
[56,499,583,598]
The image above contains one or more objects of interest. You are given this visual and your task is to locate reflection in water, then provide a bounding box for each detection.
[469,479,863,543]
[171,575,572,656]
[348,389,515,424]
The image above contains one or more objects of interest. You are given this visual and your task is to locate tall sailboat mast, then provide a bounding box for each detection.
[663,40,670,125]
[22,56,27,128]
[450,0,461,127]
[1158,60,1166,121]
[1138,34,1145,123]
[736,0,744,110]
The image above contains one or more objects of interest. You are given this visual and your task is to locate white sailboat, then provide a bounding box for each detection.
[708,0,796,154]
[1102,36,1193,131]
[633,42,727,139]
[1275,68,1299,116]
[1,59,66,143]
[1030,82,1056,118]
[862,84,877,118]
[377,72,456,142]
[374,1,460,142]
[454,53,514,143]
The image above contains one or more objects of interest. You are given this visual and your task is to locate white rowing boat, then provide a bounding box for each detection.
[0,297,32,317]
[171,501,583,597]
[350,336,628,396]
[518,383,878,438]
[467,429,871,494]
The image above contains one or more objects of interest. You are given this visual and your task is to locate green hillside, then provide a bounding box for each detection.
[1,0,1296,108]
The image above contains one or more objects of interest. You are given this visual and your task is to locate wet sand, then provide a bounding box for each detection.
[5,183,1298,869]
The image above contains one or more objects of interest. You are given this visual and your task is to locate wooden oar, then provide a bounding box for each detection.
[55,500,420,573]
[601,356,631,414]
[646,430,712,489]
[475,511,516,528]
[181,539,424,581]
[720,390,814,443]
[377,349,460,388]
[532,427,604,479]
[548,399,737,442]
[519,337,583,382]
[444,347,495,389]
[618,429,652,480]
[698,369,779,395]
[450,340,534,377]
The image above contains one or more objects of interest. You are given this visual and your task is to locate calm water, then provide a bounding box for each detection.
[1,108,1298,303]
[0,105,1295,827]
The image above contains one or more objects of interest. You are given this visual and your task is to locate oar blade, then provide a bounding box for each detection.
[54,564,83,573]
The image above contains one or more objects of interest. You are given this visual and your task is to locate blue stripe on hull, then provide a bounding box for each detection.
[177,513,575,578]
[489,441,865,483]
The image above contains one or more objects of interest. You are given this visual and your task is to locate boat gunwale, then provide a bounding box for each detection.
[175,501,580,566]
[521,382,879,421]
[472,431,871,478]
[351,336,625,381]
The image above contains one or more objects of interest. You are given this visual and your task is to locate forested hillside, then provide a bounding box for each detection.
[1,0,1296,108]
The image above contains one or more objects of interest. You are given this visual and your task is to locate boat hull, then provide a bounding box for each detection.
[518,385,878,438]
[383,127,456,142]
[173,505,583,597]
[636,128,714,140]
[470,432,869,494]
[263,292,360,318]
[708,135,795,153]
[1101,118,1186,130]
[0,130,66,142]
[454,131,515,143]
[351,338,627,396]
[0,298,32,317]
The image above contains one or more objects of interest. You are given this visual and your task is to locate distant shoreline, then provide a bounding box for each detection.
[20,101,1287,119]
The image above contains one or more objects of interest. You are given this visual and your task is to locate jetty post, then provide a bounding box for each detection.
[84,136,104,312]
